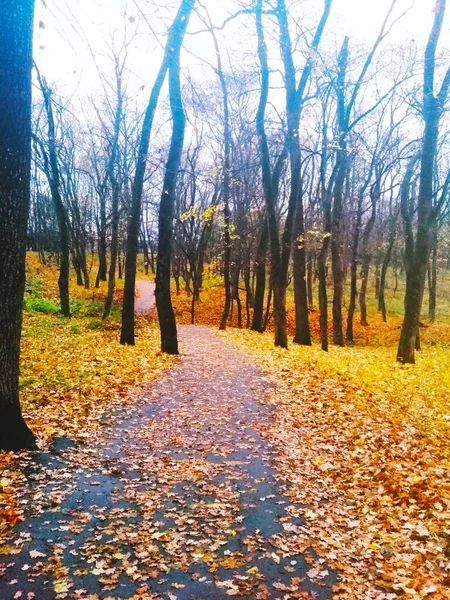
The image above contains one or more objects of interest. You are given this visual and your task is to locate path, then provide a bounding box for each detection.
[135,280,155,313]
[0,327,336,599]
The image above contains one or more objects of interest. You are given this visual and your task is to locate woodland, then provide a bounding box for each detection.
[1,0,450,598]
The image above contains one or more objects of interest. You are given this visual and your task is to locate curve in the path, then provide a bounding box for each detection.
[135,279,155,313]
[0,326,337,600]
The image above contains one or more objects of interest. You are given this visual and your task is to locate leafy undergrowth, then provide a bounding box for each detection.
[222,328,450,599]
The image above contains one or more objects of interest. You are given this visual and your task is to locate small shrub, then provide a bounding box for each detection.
[70,323,80,334]
[25,277,46,297]
[24,296,59,314]
[87,318,102,330]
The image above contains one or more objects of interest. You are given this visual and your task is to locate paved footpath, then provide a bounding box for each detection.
[0,325,336,599]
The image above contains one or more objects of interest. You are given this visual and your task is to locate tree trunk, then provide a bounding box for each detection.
[251,215,268,332]
[293,181,311,345]
[331,145,346,346]
[428,229,438,321]
[36,71,70,317]
[307,255,313,307]
[0,0,37,451]
[121,0,193,345]
[379,217,397,322]
[398,0,449,363]
[103,67,123,320]
[346,194,362,342]
[96,202,107,287]
[155,1,194,354]
[103,177,120,319]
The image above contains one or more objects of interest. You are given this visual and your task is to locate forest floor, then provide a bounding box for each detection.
[0,325,337,600]
[1,257,450,599]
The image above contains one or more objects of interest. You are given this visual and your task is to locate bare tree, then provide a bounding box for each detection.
[397,0,450,363]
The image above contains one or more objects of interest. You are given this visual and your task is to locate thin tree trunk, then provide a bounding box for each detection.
[428,229,438,321]
[96,203,107,287]
[379,215,397,322]
[346,194,362,342]
[293,181,311,345]
[251,215,268,332]
[35,70,70,317]
[121,0,193,345]
[155,1,194,354]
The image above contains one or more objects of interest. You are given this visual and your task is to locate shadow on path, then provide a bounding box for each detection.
[0,326,337,599]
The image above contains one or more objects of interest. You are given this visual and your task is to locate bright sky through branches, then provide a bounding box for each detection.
[34,0,449,100]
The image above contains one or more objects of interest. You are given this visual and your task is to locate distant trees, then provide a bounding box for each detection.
[19,0,450,369]
[0,0,37,450]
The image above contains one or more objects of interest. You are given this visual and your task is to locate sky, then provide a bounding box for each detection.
[33,0,450,104]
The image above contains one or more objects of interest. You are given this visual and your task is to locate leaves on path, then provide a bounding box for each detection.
[224,329,450,599]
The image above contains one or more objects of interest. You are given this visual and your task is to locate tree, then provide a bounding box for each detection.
[155,0,195,354]
[120,0,194,346]
[35,70,71,317]
[255,0,331,348]
[0,0,37,450]
[397,0,450,363]
[276,0,332,347]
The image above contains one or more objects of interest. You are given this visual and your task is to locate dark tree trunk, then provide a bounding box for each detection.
[141,232,150,276]
[103,66,123,320]
[211,32,232,331]
[379,214,397,322]
[330,38,349,347]
[36,71,70,317]
[121,0,193,345]
[428,229,438,321]
[155,1,194,354]
[0,0,37,451]
[346,193,362,342]
[103,177,120,319]
[263,278,273,332]
[219,200,232,330]
[293,192,311,345]
[398,0,449,363]
[251,215,268,332]
[244,262,253,329]
[72,250,84,286]
[331,145,346,346]
[307,255,313,307]
[359,184,378,326]
[96,203,108,287]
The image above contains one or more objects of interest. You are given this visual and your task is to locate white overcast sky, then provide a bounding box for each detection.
[34,0,450,102]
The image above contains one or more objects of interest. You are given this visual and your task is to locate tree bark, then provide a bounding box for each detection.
[397,0,449,363]
[0,0,37,450]
[121,0,193,345]
[251,215,268,332]
[155,0,194,354]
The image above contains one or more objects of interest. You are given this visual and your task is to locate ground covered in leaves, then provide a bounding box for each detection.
[223,329,450,599]
[1,326,336,600]
[2,256,450,599]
